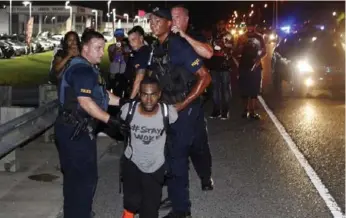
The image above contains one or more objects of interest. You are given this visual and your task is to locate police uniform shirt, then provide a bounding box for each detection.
[65,64,98,98]
[161,35,204,74]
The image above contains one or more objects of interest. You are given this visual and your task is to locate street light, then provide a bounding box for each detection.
[251,4,254,8]
[65,1,72,31]
[264,3,268,8]
[9,0,12,35]
[22,1,32,19]
[123,13,129,30]
[107,0,111,22]
[92,9,98,31]
[112,8,116,36]
[51,16,55,32]
[333,11,337,16]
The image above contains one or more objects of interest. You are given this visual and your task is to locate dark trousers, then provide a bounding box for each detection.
[211,70,232,113]
[55,122,98,218]
[167,103,211,213]
[123,157,165,218]
[189,108,212,185]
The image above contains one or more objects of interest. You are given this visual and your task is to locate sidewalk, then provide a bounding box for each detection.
[0,136,117,218]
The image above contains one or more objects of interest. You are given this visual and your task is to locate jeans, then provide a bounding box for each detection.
[211,70,231,114]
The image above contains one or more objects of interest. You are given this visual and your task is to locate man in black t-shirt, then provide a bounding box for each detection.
[127,26,151,99]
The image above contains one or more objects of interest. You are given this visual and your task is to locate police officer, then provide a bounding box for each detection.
[170,5,214,190]
[55,30,128,218]
[149,8,211,218]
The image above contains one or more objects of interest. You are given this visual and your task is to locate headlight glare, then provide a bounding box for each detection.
[297,60,314,73]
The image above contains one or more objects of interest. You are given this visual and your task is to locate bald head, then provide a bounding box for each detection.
[171,6,189,32]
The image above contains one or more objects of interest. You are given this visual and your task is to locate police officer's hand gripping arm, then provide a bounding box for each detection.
[171,26,213,59]
[77,90,129,133]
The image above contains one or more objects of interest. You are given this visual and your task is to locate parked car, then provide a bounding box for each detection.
[271,30,345,97]
[0,41,15,58]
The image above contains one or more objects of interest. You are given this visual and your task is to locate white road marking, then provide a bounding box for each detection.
[258,96,345,218]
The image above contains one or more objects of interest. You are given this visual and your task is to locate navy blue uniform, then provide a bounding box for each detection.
[55,57,108,218]
[151,35,212,213]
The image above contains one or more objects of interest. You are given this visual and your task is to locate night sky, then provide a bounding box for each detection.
[1,1,344,28]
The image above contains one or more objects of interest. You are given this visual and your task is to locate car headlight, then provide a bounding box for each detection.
[269,33,276,40]
[296,60,314,73]
[238,29,244,35]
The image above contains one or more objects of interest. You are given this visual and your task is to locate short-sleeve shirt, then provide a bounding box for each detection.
[165,34,204,74]
[132,45,150,71]
[65,64,98,98]
[120,103,178,173]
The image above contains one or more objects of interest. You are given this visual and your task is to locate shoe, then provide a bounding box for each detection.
[241,110,249,118]
[220,112,229,120]
[91,211,96,218]
[163,211,192,218]
[249,113,261,120]
[209,110,221,119]
[122,209,135,218]
[201,178,214,191]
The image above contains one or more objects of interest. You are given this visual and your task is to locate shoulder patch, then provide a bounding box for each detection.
[80,89,91,94]
[191,58,201,67]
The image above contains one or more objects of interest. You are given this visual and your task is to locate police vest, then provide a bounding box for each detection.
[58,56,109,115]
[150,36,197,105]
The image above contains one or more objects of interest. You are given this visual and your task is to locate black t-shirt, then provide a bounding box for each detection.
[125,45,151,81]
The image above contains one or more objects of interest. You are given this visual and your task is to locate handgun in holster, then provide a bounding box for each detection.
[69,114,95,141]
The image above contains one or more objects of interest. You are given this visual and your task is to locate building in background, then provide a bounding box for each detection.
[0,5,103,35]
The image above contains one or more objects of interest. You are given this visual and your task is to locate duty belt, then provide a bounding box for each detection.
[58,111,95,141]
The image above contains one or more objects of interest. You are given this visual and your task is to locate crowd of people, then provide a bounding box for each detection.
[51,4,266,218]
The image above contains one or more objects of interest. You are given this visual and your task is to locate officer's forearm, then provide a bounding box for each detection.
[78,96,110,123]
[184,34,213,59]
[130,70,145,99]
[183,66,211,107]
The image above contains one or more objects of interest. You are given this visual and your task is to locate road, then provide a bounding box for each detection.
[90,42,345,217]
[1,42,344,218]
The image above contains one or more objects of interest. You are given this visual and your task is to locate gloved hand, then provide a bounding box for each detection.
[107,115,130,135]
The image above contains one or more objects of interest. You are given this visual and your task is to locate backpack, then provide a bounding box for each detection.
[124,100,170,150]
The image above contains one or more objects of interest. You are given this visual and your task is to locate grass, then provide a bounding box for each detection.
[0,45,111,87]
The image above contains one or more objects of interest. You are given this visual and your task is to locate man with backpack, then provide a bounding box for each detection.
[120,76,178,218]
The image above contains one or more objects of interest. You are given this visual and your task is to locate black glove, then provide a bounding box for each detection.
[107,115,130,135]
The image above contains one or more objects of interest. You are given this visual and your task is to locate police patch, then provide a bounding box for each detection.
[191,58,200,67]
[80,89,91,94]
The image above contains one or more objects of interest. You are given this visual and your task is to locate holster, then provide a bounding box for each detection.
[58,111,96,141]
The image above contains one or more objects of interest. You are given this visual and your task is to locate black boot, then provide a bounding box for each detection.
[163,211,192,218]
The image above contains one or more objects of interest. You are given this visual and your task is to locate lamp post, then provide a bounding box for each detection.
[107,0,111,23]
[112,8,116,37]
[51,16,55,33]
[123,13,129,31]
[22,1,32,19]
[92,9,98,31]
[9,0,12,35]
[65,1,72,31]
